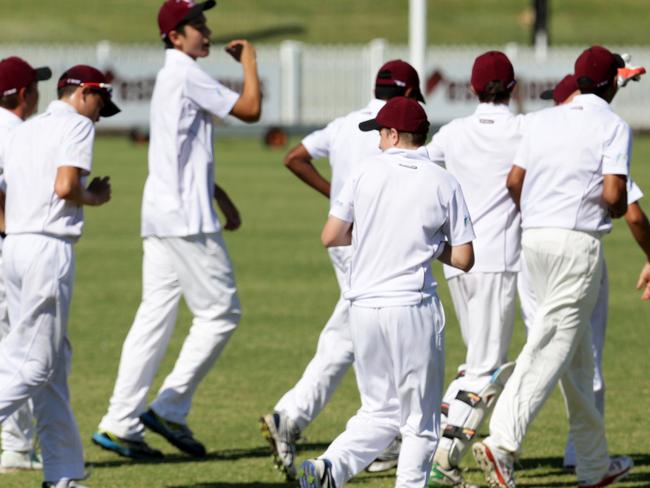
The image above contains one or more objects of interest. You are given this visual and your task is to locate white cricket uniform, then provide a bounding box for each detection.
[488,94,631,485]
[0,107,36,454]
[517,178,644,467]
[425,103,524,459]
[273,99,384,429]
[0,100,95,482]
[99,49,241,440]
[322,147,475,488]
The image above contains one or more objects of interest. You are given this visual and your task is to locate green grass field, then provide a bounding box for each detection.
[0,133,648,487]
[1,0,650,45]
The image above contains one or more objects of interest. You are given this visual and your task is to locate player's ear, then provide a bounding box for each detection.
[168,29,185,48]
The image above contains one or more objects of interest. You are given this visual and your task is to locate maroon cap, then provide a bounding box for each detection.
[574,45,625,89]
[0,57,51,97]
[158,0,216,39]
[471,51,516,94]
[375,59,425,103]
[57,65,120,118]
[359,96,429,134]
[540,74,578,104]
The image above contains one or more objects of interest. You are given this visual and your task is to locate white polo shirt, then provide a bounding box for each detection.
[142,49,240,237]
[516,94,631,233]
[330,146,475,307]
[628,178,643,205]
[1,101,94,240]
[426,103,526,279]
[0,107,23,249]
[302,99,385,206]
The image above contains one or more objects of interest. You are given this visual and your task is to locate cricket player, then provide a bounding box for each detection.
[473,46,634,488]
[261,59,425,479]
[0,64,118,488]
[0,56,50,472]
[424,51,524,487]
[299,96,475,488]
[94,0,261,459]
[520,71,650,470]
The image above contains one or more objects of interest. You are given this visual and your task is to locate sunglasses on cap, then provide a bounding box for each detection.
[58,79,113,95]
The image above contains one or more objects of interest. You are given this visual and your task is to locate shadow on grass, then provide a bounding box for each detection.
[88,442,331,469]
[167,484,290,488]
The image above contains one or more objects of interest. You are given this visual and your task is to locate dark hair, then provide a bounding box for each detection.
[163,23,187,49]
[398,131,427,147]
[576,76,612,98]
[57,84,78,100]
[0,82,36,109]
[477,80,512,104]
[375,84,407,101]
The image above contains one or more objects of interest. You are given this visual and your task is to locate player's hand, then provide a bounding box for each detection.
[225,40,256,65]
[636,261,650,301]
[87,176,111,205]
[215,186,241,231]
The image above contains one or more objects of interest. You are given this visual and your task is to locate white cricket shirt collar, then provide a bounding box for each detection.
[473,102,514,116]
[0,106,22,126]
[384,145,430,162]
[165,48,199,68]
[569,93,612,111]
[47,100,79,115]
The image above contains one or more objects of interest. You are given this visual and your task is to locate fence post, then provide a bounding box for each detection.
[280,40,303,126]
[367,38,388,92]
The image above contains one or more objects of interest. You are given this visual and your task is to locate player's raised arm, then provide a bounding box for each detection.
[227,40,261,122]
[283,143,331,198]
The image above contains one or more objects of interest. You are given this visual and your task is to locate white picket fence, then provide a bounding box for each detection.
[1,40,649,129]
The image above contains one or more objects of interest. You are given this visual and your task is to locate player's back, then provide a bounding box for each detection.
[426,103,525,277]
[341,147,471,306]
[3,101,94,239]
[302,99,384,205]
[519,93,631,233]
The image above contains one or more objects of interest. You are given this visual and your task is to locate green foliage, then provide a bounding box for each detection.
[1,0,650,45]
[1,134,648,486]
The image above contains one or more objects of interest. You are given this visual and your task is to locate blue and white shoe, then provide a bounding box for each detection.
[91,431,163,460]
[299,459,336,488]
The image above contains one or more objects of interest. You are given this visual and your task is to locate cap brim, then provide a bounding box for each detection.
[183,0,217,23]
[613,53,626,68]
[539,89,554,100]
[35,67,52,81]
[413,88,425,104]
[359,119,382,132]
[100,98,120,118]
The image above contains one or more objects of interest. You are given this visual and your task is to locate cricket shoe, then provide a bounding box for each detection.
[299,458,336,488]
[578,456,633,487]
[260,411,301,480]
[428,463,479,487]
[472,440,515,488]
[0,449,43,472]
[140,408,206,457]
[42,479,88,488]
[366,436,401,472]
[91,430,163,460]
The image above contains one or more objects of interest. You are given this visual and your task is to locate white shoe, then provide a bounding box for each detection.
[366,436,401,473]
[578,456,634,487]
[260,412,301,480]
[0,449,43,472]
[42,479,88,488]
[299,458,336,488]
[472,439,515,488]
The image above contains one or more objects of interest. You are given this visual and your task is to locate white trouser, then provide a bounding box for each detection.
[489,229,609,485]
[0,252,37,452]
[519,251,608,466]
[441,272,516,448]
[323,297,445,488]
[274,246,354,430]
[99,233,240,440]
[0,235,84,482]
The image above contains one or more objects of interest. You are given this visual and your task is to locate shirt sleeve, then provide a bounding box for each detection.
[329,172,355,222]
[302,120,337,159]
[58,117,95,174]
[602,119,631,176]
[628,178,644,205]
[443,180,475,245]
[426,125,447,167]
[185,67,240,119]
